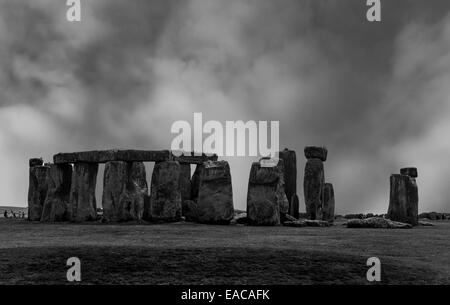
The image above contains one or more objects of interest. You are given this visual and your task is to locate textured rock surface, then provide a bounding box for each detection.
[347,217,412,229]
[172,152,218,164]
[197,161,234,224]
[29,158,43,168]
[289,194,300,219]
[400,167,418,178]
[145,161,182,222]
[247,160,287,226]
[41,164,72,222]
[190,164,204,202]
[322,183,335,222]
[102,161,147,222]
[179,163,192,213]
[181,200,199,222]
[304,146,327,161]
[28,166,50,221]
[283,219,331,227]
[387,174,418,226]
[69,163,99,222]
[54,150,171,164]
[304,158,324,220]
[278,148,297,215]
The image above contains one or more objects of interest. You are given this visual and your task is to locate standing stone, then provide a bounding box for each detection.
[179,163,193,219]
[289,194,300,219]
[41,164,72,222]
[247,160,288,225]
[102,161,147,222]
[28,165,50,221]
[304,146,327,220]
[144,161,182,222]
[190,164,204,203]
[322,183,335,223]
[279,148,297,218]
[387,168,418,226]
[197,161,234,224]
[69,163,98,222]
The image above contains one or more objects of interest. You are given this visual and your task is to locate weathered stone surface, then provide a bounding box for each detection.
[145,161,182,222]
[304,146,327,161]
[69,163,98,222]
[197,161,234,224]
[180,163,191,204]
[172,152,218,164]
[54,150,171,164]
[28,165,50,221]
[387,174,418,226]
[41,164,72,222]
[278,148,297,215]
[182,200,199,222]
[102,161,147,222]
[247,160,287,226]
[400,167,418,178]
[347,217,412,229]
[419,220,434,226]
[29,158,43,168]
[289,194,300,219]
[322,183,335,222]
[283,219,330,227]
[304,158,324,220]
[190,164,204,202]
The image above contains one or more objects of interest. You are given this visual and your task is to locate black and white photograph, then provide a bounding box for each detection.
[0,0,450,298]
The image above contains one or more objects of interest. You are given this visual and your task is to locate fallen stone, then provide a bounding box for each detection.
[322,183,335,222]
[145,161,182,222]
[102,161,147,222]
[28,165,50,221]
[285,214,298,222]
[197,161,234,224]
[305,219,331,227]
[54,149,171,164]
[29,158,43,168]
[400,167,418,178]
[283,219,330,227]
[247,160,287,226]
[283,220,307,227]
[418,220,434,226]
[304,146,327,161]
[41,164,72,222]
[304,158,324,220]
[69,163,99,222]
[230,212,248,225]
[347,217,412,229]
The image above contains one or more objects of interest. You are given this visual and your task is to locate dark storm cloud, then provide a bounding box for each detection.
[1,0,449,213]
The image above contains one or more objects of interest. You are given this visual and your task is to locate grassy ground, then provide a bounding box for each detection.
[0,218,449,284]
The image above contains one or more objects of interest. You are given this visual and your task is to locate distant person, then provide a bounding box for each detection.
[3,210,8,218]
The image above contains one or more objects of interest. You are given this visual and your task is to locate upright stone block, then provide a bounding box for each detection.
[28,165,50,221]
[304,157,324,220]
[29,158,43,168]
[197,161,234,224]
[289,194,300,219]
[190,164,204,202]
[304,146,327,162]
[278,148,297,217]
[322,183,335,222]
[102,161,147,222]
[247,160,288,225]
[145,161,182,222]
[69,163,98,222]
[388,169,419,226]
[41,163,72,222]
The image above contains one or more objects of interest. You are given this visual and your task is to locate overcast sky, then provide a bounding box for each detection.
[1,0,450,213]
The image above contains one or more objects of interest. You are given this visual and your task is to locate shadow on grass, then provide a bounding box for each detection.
[0,246,442,284]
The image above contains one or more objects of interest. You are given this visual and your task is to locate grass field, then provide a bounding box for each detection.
[0,218,449,284]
